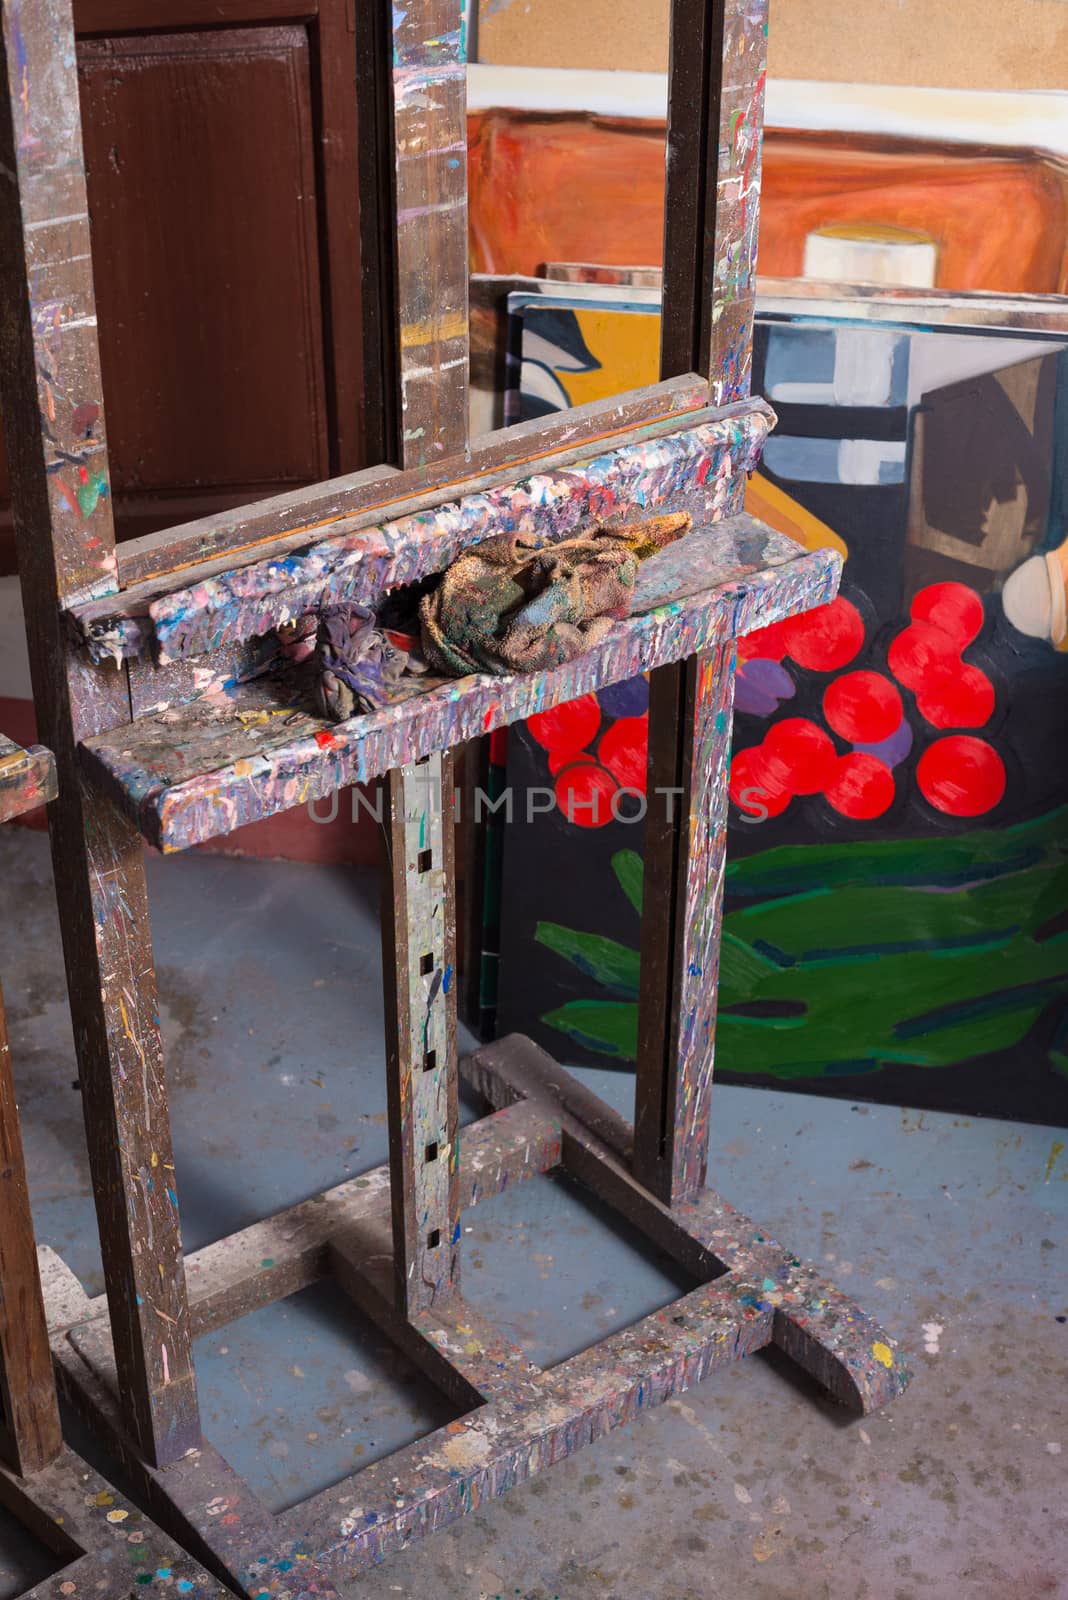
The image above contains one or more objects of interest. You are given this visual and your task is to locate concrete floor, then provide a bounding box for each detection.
[0,826,1066,1599]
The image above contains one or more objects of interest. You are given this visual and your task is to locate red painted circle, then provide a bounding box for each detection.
[916,736,1006,817]
[910,582,984,647]
[527,694,601,759]
[547,751,593,777]
[598,715,649,793]
[763,718,838,796]
[822,671,903,744]
[781,597,865,672]
[738,619,790,663]
[916,662,995,731]
[729,747,792,819]
[554,762,618,828]
[887,621,961,691]
[824,752,895,820]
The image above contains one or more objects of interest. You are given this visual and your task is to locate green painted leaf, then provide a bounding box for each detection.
[611,848,644,915]
[535,921,640,997]
[725,859,1068,966]
[718,929,778,998]
[717,913,1068,1077]
[717,815,1068,1078]
[725,806,1067,902]
[541,999,638,1059]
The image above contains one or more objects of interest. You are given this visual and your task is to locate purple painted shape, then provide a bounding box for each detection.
[735,656,795,717]
[854,717,913,769]
[597,675,649,718]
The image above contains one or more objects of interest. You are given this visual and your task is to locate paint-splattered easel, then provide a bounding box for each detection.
[0,733,228,1600]
[0,0,909,1589]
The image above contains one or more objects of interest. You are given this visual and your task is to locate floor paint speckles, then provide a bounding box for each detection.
[0,828,1065,1599]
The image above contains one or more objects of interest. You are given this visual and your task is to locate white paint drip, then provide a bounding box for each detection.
[922,1321,944,1356]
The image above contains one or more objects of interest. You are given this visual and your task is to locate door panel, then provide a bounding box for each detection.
[0,0,362,567]
[83,26,329,495]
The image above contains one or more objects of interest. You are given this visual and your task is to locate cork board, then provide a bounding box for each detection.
[476,0,1068,91]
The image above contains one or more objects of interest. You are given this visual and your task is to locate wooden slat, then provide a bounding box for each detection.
[316,0,368,475]
[79,518,841,853]
[78,403,767,668]
[0,736,56,825]
[327,1233,484,1413]
[0,978,64,1476]
[111,376,709,587]
[633,644,736,1203]
[635,0,771,1209]
[0,1447,236,1600]
[375,0,471,1324]
[389,0,469,466]
[53,1099,560,1342]
[756,279,1068,333]
[285,1280,773,1573]
[660,0,767,406]
[0,0,198,1468]
[411,1291,547,1405]
[73,0,320,30]
[382,753,462,1313]
[47,1037,908,1583]
[465,1033,912,1416]
[72,401,772,666]
[32,1340,342,1600]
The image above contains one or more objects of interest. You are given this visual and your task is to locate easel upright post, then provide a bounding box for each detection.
[372,0,470,1313]
[0,0,198,1466]
[634,0,769,1206]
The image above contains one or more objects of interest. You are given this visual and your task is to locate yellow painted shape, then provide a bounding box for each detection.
[872,1341,894,1368]
[552,308,662,411]
[810,222,936,247]
[744,471,849,560]
[542,304,849,564]
[400,311,468,349]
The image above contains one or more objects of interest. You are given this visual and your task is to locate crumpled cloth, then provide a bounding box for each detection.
[419,510,692,676]
[311,603,428,722]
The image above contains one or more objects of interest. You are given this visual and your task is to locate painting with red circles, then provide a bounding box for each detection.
[493,304,1068,1123]
[732,588,1005,825]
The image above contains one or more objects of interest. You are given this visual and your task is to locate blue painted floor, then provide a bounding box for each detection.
[1,828,1066,1598]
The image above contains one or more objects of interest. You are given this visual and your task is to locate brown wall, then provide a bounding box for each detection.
[476,0,1068,91]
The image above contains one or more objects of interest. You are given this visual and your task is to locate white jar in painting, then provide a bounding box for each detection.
[803,224,939,289]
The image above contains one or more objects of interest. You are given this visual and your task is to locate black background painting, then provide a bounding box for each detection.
[493,315,1068,1123]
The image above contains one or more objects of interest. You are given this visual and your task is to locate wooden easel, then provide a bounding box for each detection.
[0,0,909,1590]
[0,733,229,1600]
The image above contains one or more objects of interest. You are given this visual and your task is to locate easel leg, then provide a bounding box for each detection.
[0,976,63,1477]
[633,646,736,1207]
[0,0,200,1471]
[48,777,200,1468]
[382,752,461,1315]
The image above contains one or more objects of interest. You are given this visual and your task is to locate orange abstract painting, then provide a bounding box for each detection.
[468,110,1068,293]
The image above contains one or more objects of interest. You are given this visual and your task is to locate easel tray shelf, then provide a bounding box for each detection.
[80,512,840,853]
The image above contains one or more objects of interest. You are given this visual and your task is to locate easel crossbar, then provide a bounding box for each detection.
[44,1041,909,1592]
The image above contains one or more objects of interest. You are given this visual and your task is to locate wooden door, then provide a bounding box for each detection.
[0,0,363,569]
